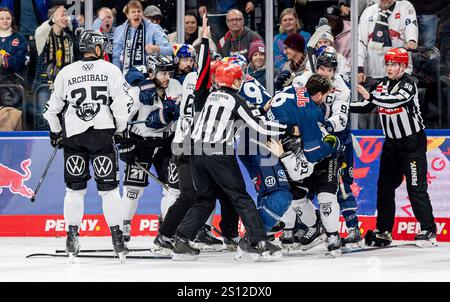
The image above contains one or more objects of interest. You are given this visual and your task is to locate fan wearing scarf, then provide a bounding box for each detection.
[33,4,73,130]
[119,54,182,244]
[358,0,418,83]
[113,0,172,74]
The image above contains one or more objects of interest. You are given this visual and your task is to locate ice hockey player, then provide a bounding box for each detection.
[172,43,197,85]
[118,54,182,244]
[43,30,133,262]
[172,62,286,261]
[291,46,363,250]
[352,47,437,248]
[268,73,345,256]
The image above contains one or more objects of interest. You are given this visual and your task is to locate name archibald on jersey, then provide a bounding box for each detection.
[68,74,109,86]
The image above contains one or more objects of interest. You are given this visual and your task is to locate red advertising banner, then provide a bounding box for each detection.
[1,215,449,242]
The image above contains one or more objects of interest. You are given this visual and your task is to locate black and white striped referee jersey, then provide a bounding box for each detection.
[350,75,424,139]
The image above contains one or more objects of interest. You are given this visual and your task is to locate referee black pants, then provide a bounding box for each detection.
[376,130,436,233]
[160,155,240,239]
[176,154,267,244]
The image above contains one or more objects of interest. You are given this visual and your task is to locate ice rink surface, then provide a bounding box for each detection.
[1,236,449,282]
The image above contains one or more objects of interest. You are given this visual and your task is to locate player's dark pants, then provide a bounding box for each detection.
[176,154,267,244]
[63,128,118,191]
[160,155,239,239]
[376,130,436,233]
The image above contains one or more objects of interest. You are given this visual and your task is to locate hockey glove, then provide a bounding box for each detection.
[323,120,334,135]
[138,81,157,105]
[163,99,180,121]
[323,134,344,154]
[50,131,63,149]
[118,138,137,165]
[274,70,294,91]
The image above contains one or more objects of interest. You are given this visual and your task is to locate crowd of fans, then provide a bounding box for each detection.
[0,0,449,131]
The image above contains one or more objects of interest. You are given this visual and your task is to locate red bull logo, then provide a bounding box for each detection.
[0,159,34,198]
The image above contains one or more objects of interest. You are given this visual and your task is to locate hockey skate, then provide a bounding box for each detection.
[279,229,299,251]
[172,234,200,261]
[123,220,131,243]
[193,225,224,251]
[325,232,342,257]
[299,224,326,251]
[414,230,438,248]
[365,229,392,247]
[234,238,282,262]
[152,233,174,256]
[65,225,80,264]
[342,227,364,250]
[110,225,128,263]
[223,236,241,251]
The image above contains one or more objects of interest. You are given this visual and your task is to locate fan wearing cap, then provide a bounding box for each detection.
[144,5,163,26]
[352,47,437,248]
[323,5,351,61]
[172,43,196,85]
[246,40,266,87]
[274,33,307,91]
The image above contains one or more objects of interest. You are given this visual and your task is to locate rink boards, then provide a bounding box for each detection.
[1,130,450,240]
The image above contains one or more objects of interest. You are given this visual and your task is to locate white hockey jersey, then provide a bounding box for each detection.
[292,71,350,134]
[173,72,196,144]
[43,59,134,138]
[129,79,182,138]
[358,0,418,78]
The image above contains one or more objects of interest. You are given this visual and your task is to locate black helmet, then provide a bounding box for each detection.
[316,46,338,70]
[79,30,106,54]
[146,55,174,78]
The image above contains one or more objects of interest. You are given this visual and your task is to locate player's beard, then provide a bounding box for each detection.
[180,66,193,75]
[155,78,169,89]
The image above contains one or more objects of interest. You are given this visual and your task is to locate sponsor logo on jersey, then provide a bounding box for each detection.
[265,176,276,187]
[168,163,178,184]
[66,155,86,176]
[11,38,19,46]
[277,170,287,182]
[378,107,404,115]
[82,63,94,71]
[93,156,113,177]
[395,12,400,19]
[295,87,309,107]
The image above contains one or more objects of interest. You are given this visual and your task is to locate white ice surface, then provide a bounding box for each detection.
[1,237,449,282]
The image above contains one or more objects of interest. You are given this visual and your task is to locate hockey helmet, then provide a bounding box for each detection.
[173,43,197,64]
[78,30,106,55]
[215,62,244,90]
[146,54,174,78]
[316,45,338,70]
[384,47,409,65]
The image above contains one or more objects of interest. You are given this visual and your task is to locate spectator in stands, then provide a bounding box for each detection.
[144,5,163,27]
[93,7,115,62]
[306,22,351,81]
[33,5,73,130]
[323,5,351,61]
[357,0,418,129]
[168,12,217,53]
[0,102,22,131]
[273,8,311,74]
[274,33,307,90]
[246,40,266,87]
[410,1,442,48]
[0,0,49,88]
[113,0,172,74]
[0,8,28,110]
[198,0,258,45]
[338,0,370,20]
[142,1,177,34]
[358,0,418,84]
[218,9,263,61]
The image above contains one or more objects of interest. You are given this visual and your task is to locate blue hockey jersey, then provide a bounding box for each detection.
[268,86,334,163]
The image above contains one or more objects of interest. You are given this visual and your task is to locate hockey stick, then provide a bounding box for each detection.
[127,120,148,125]
[134,160,169,191]
[55,248,151,254]
[30,146,59,202]
[26,253,171,259]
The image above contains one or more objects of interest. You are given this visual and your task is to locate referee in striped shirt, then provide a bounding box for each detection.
[172,62,287,259]
[351,48,437,245]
